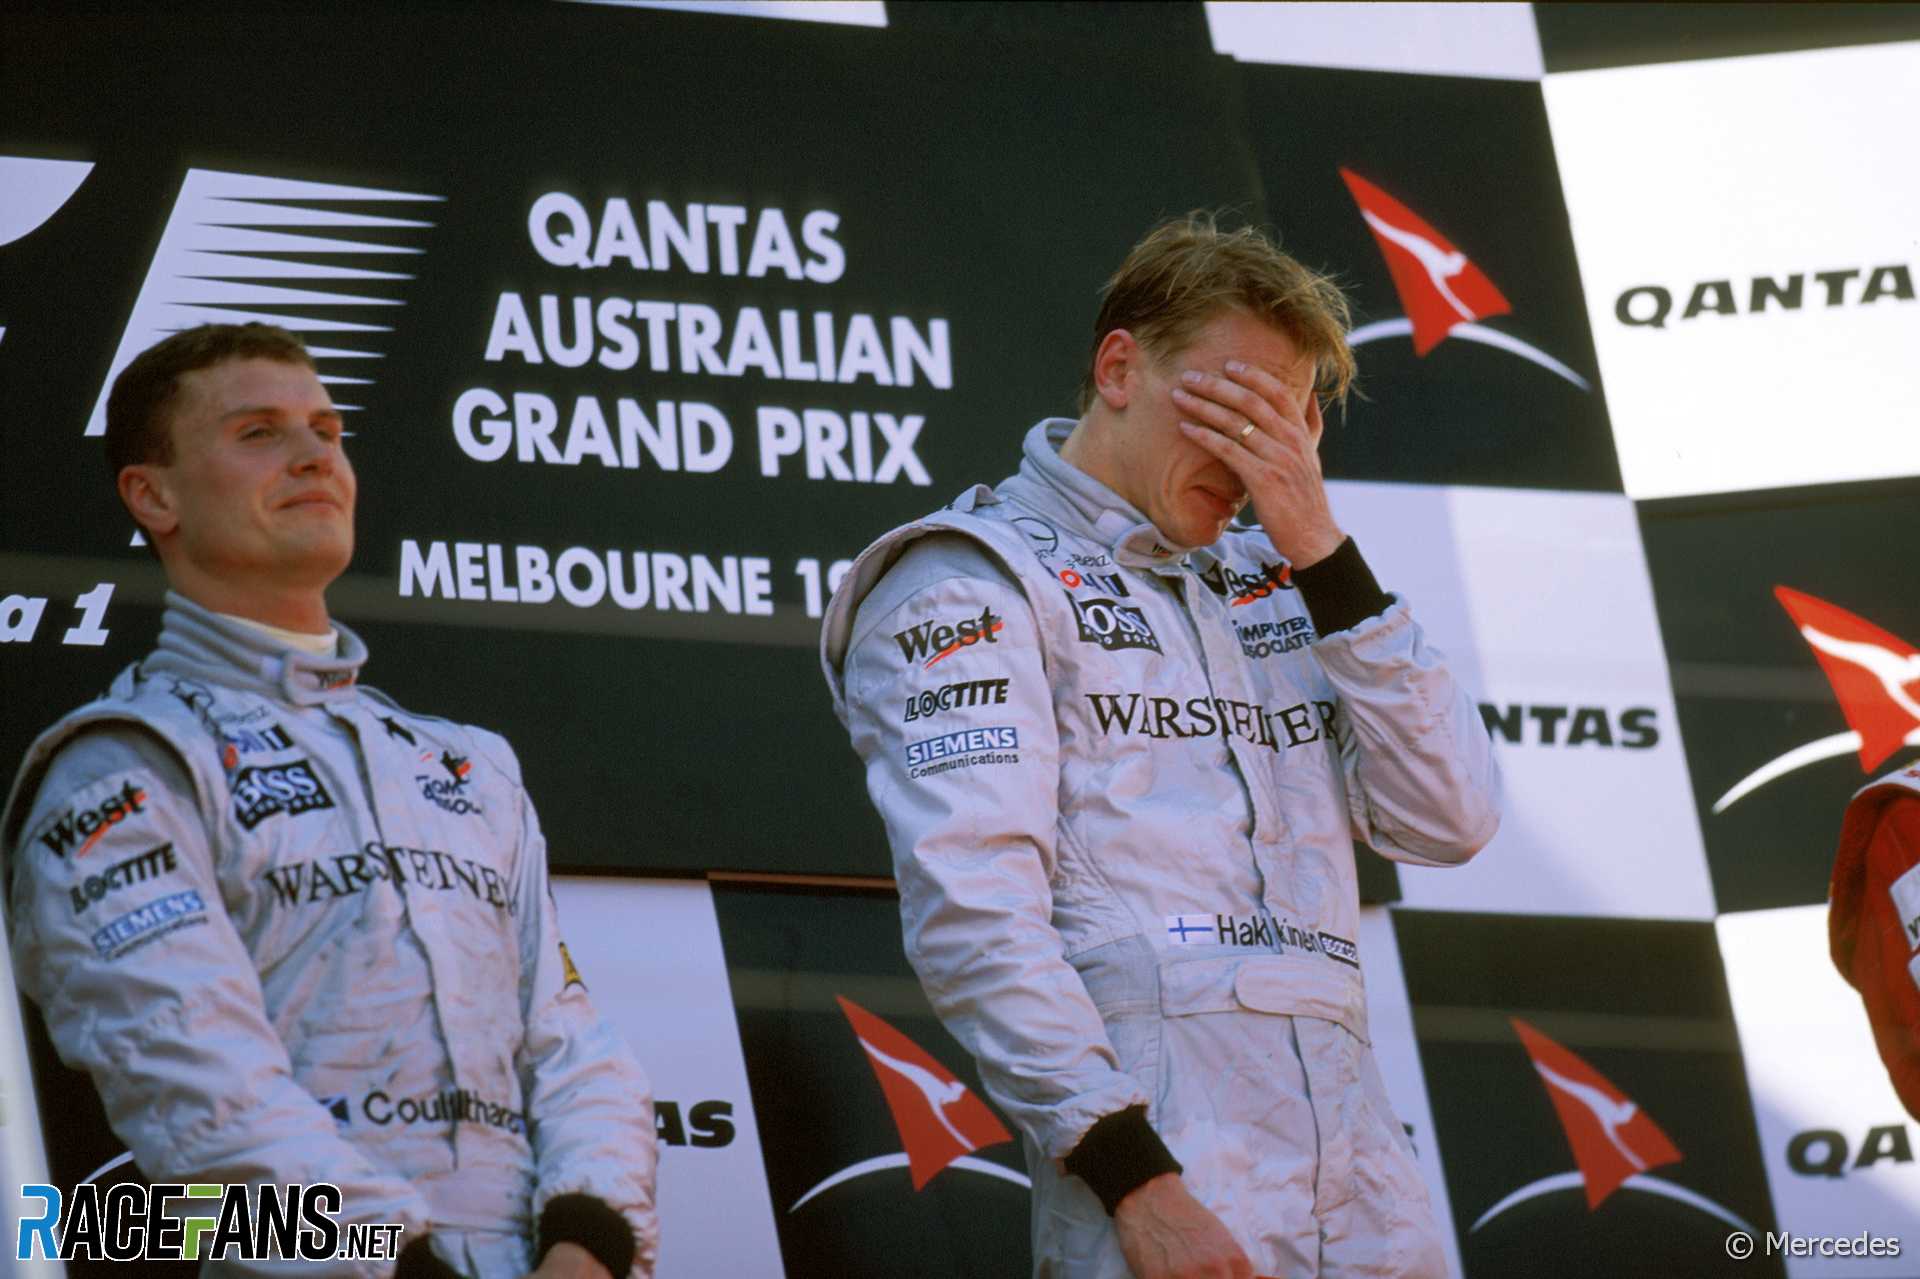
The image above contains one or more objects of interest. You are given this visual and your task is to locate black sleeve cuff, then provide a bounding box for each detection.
[1291,536,1392,636]
[538,1193,637,1279]
[1061,1104,1183,1215]
[395,1235,465,1279]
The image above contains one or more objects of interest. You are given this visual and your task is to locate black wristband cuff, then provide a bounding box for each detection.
[1292,536,1392,635]
[1061,1104,1183,1216]
[395,1235,464,1279]
[538,1193,637,1279]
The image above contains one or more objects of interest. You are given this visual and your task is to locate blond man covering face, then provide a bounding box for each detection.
[822,216,1501,1279]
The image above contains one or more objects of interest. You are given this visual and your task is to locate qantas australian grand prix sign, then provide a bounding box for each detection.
[1,4,1276,878]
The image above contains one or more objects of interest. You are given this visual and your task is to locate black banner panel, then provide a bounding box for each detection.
[1395,909,1781,1278]
[1,1,1258,876]
[1236,63,1619,492]
[712,882,1030,1277]
[1639,481,1920,915]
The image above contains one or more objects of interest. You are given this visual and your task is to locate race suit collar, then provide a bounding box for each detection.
[148,591,367,706]
[1016,419,1201,570]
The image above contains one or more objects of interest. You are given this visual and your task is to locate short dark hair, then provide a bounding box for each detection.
[105,322,315,479]
[1078,212,1355,414]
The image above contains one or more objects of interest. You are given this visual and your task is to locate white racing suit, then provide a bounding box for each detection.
[821,420,1500,1277]
[2,594,658,1277]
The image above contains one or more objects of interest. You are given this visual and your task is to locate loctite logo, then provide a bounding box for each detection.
[789,997,1023,1211]
[892,606,1004,669]
[69,842,176,914]
[38,781,148,859]
[1340,168,1590,391]
[1471,1019,1752,1234]
[1714,588,1920,813]
[903,678,1011,723]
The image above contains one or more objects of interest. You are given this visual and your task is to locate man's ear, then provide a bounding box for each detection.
[1092,329,1142,411]
[119,464,179,540]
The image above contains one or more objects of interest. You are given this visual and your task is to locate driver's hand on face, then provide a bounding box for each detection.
[1113,1173,1257,1279]
[1172,361,1344,571]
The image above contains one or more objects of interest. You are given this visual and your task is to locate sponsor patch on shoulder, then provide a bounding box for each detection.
[903,726,1020,780]
[33,776,151,860]
[69,842,179,914]
[893,606,1006,670]
[91,889,208,960]
[903,677,1012,723]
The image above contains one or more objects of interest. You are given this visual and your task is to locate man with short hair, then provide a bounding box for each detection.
[821,216,1500,1279]
[3,323,658,1277]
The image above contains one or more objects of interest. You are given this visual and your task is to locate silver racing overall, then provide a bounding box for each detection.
[821,420,1499,1277]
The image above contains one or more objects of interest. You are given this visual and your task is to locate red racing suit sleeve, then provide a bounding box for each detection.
[841,551,1151,1165]
[506,769,661,1276]
[1831,792,1920,1121]
[8,727,431,1277]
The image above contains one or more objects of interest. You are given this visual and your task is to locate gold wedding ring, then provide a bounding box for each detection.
[1238,421,1256,442]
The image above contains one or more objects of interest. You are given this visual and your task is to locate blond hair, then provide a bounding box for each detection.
[1078,212,1354,413]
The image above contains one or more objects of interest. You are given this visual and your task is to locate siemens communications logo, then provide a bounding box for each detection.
[91,890,207,961]
[904,727,1019,780]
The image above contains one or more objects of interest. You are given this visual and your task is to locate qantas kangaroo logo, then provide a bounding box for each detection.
[1472,1019,1752,1233]
[1713,588,1920,813]
[788,997,1027,1211]
[1339,169,1589,391]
